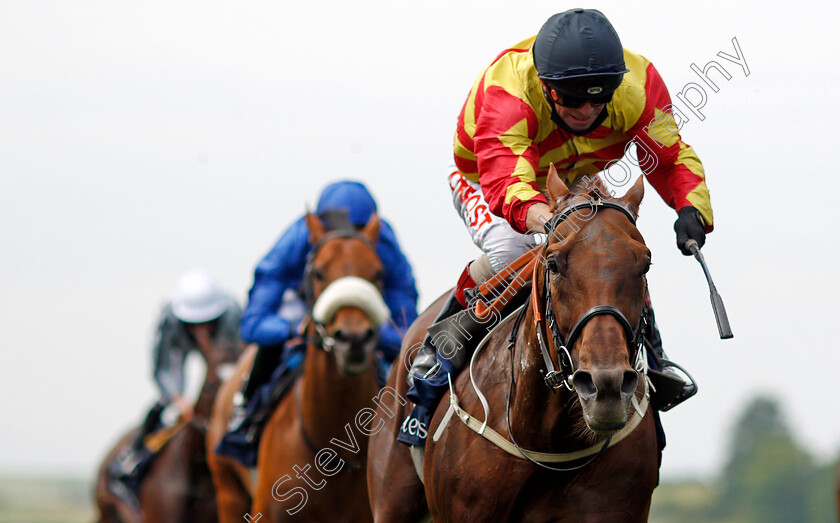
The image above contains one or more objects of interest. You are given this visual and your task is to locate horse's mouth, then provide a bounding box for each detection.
[342,358,371,375]
[583,414,628,435]
[578,396,632,434]
[335,347,374,376]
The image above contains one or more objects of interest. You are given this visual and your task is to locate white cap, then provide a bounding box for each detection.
[171,269,227,324]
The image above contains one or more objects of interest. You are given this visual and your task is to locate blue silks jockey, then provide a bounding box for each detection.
[216,180,419,465]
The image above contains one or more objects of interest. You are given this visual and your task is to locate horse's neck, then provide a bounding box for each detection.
[299,342,379,448]
[508,308,585,449]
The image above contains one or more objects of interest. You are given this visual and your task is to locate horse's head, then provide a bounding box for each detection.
[541,165,649,434]
[305,212,389,376]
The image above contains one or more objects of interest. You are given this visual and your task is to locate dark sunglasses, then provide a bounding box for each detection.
[548,87,614,108]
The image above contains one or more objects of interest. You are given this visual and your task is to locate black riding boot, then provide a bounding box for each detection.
[397,290,468,447]
[644,304,698,411]
[405,291,467,392]
[227,344,282,434]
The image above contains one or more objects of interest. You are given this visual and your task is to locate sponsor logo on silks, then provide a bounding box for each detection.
[400,415,428,440]
[587,86,603,94]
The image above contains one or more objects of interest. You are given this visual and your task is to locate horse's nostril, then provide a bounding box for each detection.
[573,371,596,396]
[621,370,638,396]
[363,328,376,342]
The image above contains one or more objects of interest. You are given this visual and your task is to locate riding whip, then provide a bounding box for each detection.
[685,239,733,339]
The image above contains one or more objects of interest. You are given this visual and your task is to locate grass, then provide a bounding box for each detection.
[0,475,95,523]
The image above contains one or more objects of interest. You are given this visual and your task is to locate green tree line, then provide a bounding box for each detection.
[651,395,837,523]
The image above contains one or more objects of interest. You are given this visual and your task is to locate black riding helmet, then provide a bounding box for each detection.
[534,9,628,100]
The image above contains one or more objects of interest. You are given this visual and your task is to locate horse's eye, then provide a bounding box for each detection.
[547,258,559,274]
[640,257,652,276]
[312,269,325,281]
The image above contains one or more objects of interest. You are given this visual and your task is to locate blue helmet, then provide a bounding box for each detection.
[534,9,628,97]
[315,180,378,228]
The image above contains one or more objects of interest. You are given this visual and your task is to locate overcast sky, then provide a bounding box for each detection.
[2,0,838,483]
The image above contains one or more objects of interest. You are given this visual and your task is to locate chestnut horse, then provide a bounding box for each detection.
[368,168,658,521]
[208,213,387,522]
[95,325,242,522]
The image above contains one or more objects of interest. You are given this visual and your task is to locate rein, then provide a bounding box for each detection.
[433,304,649,466]
[303,228,378,353]
[434,197,651,469]
[290,225,375,472]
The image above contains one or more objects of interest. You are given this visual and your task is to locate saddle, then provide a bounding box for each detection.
[426,247,541,364]
[107,413,189,512]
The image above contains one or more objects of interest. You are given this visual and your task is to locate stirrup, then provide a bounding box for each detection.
[114,448,141,477]
[226,401,248,434]
[648,359,697,412]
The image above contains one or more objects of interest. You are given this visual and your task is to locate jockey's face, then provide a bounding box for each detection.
[542,80,608,133]
[553,99,606,132]
[184,319,219,340]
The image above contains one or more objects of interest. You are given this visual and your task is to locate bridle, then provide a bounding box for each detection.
[302,228,379,353]
[500,197,649,472]
[294,226,379,471]
[438,197,651,472]
[531,197,648,392]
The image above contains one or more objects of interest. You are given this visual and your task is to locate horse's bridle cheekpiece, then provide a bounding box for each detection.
[533,197,646,391]
[303,228,378,353]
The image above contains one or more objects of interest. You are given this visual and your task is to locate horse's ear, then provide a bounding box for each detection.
[546,163,569,211]
[619,176,645,218]
[306,212,326,245]
[360,213,380,244]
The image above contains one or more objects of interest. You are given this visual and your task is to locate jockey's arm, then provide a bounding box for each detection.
[473,87,549,235]
[239,219,309,347]
[525,201,552,234]
[152,306,187,403]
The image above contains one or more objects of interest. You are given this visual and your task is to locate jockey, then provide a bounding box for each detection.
[115,269,242,478]
[219,180,419,456]
[398,9,711,448]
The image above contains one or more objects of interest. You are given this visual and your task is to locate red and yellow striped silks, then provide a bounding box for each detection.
[454,36,713,233]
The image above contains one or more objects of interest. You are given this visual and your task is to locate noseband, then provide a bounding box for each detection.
[532,198,647,391]
[303,229,379,353]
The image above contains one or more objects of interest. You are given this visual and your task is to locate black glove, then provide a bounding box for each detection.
[674,206,706,255]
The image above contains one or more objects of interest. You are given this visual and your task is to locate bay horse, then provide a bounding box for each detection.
[95,322,242,522]
[207,212,387,522]
[368,167,658,521]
